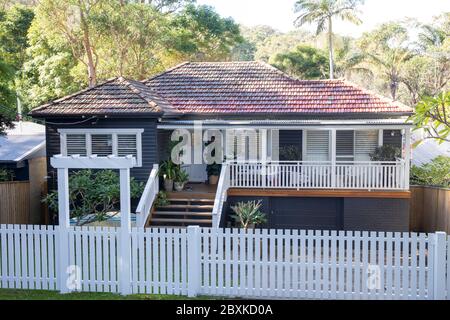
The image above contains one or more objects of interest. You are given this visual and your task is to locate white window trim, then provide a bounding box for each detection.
[58,128,144,167]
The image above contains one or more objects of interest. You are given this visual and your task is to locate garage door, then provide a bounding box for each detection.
[269,197,342,230]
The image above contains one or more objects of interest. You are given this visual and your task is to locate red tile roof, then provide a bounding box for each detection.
[30,78,165,116]
[31,61,412,117]
[144,61,412,115]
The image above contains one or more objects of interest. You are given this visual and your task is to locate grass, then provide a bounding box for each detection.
[0,289,212,300]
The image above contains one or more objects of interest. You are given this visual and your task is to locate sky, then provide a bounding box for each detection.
[196,0,450,37]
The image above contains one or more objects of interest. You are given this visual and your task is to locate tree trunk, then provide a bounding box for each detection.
[79,2,97,87]
[328,16,334,80]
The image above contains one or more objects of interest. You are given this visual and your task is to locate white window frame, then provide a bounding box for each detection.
[58,128,144,167]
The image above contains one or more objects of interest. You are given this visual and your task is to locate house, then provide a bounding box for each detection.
[0,121,47,224]
[30,61,413,232]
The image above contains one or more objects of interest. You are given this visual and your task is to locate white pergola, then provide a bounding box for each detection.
[50,154,136,294]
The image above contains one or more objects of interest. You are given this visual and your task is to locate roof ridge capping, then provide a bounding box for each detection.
[117,77,161,112]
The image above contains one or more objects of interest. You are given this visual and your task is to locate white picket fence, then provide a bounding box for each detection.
[1,224,449,300]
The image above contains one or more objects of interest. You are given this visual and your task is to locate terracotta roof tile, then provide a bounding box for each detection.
[144,61,412,115]
[30,77,165,116]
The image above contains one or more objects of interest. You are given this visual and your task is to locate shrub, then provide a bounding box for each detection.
[370,145,402,162]
[231,200,267,229]
[43,170,144,225]
[0,168,14,182]
[410,156,450,188]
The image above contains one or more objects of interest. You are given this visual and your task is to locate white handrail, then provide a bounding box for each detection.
[136,164,159,227]
[211,163,230,228]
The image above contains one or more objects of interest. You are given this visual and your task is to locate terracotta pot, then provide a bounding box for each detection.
[209,175,219,185]
[164,179,174,192]
[174,182,185,192]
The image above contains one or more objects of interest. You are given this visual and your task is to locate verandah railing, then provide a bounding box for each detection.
[228,161,407,190]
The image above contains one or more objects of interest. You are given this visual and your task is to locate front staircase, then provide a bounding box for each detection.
[147,185,216,227]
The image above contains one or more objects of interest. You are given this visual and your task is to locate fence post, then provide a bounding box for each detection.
[187,225,201,297]
[433,232,447,300]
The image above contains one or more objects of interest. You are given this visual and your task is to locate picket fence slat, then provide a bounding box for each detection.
[0,225,449,300]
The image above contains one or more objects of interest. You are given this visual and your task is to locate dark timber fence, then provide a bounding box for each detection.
[410,186,450,233]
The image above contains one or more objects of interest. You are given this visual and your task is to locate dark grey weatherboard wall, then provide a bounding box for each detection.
[223,196,409,232]
[45,117,159,190]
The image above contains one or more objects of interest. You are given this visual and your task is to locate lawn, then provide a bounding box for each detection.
[0,289,210,300]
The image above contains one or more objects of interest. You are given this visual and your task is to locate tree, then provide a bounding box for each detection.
[92,1,167,79]
[270,45,329,79]
[0,58,15,135]
[357,22,414,101]
[15,21,83,111]
[294,0,364,79]
[170,5,243,61]
[35,0,103,87]
[411,92,450,143]
[0,4,34,70]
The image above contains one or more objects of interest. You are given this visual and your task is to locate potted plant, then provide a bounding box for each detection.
[174,169,189,192]
[159,160,178,192]
[206,163,221,185]
[231,200,267,230]
[370,145,402,162]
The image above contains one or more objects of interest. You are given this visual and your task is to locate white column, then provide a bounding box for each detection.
[378,129,384,147]
[331,129,337,188]
[404,128,411,190]
[57,168,70,293]
[119,168,131,295]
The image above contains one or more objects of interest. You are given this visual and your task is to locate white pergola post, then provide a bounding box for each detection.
[51,155,136,295]
[57,168,70,293]
[119,168,131,295]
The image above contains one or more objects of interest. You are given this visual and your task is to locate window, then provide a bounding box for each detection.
[59,129,143,166]
[66,134,87,156]
[355,130,378,161]
[305,130,330,161]
[336,130,354,162]
[91,134,113,156]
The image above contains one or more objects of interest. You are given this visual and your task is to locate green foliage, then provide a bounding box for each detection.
[0,58,15,134]
[270,45,329,79]
[231,200,267,229]
[154,191,170,207]
[43,170,144,225]
[411,92,450,143]
[279,145,302,161]
[206,163,221,177]
[170,4,243,61]
[175,169,189,184]
[0,4,34,69]
[410,156,450,188]
[0,168,14,181]
[370,145,402,162]
[159,159,179,180]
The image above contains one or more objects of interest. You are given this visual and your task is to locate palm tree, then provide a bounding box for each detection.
[294,0,364,79]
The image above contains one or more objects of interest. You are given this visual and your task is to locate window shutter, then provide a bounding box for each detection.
[355,130,378,161]
[91,134,113,156]
[336,130,354,162]
[117,134,137,157]
[305,130,330,161]
[66,134,87,156]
